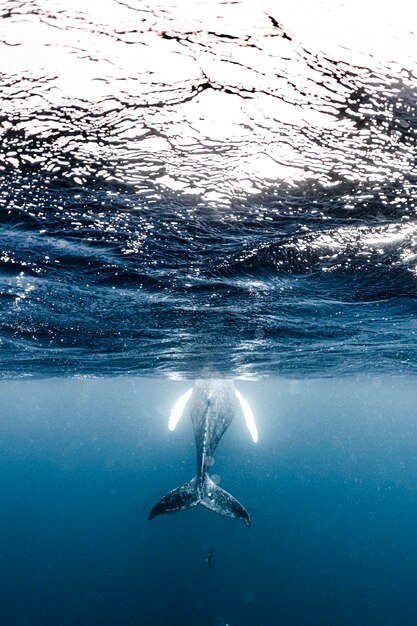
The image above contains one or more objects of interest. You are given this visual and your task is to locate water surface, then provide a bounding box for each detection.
[1,0,416,378]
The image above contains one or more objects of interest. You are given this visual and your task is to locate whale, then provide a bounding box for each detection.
[148,379,258,526]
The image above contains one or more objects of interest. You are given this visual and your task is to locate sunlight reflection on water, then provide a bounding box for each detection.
[1,0,416,204]
[1,0,417,378]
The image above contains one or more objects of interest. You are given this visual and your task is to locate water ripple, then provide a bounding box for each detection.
[1,0,417,377]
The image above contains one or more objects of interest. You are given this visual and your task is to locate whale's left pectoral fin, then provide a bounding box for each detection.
[168,387,193,431]
[200,475,251,527]
[235,389,258,443]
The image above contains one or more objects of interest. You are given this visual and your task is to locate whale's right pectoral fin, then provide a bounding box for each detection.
[200,475,251,527]
[168,387,193,431]
[148,478,199,520]
[235,389,258,443]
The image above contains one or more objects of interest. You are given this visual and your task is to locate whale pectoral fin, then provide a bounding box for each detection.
[148,478,199,520]
[168,387,193,431]
[235,389,258,443]
[200,476,251,527]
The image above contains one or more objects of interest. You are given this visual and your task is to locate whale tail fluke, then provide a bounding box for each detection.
[148,477,199,520]
[200,474,251,526]
[148,474,250,526]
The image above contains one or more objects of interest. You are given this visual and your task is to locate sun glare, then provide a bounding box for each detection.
[235,389,258,443]
[168,387,193,431]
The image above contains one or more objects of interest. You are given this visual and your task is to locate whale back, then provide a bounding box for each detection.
[190,379,237,457]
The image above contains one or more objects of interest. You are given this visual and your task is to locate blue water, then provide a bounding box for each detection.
[2,377,417,625]
[1,1,417,624]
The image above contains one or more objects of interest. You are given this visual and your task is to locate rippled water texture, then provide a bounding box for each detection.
[0,0,417,377]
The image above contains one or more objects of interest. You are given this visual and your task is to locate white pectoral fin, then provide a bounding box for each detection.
[235,389,258,443]
[168,387,193,431]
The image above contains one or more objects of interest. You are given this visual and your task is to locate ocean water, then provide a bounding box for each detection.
[2,376,417,626]
[1,0,417,624]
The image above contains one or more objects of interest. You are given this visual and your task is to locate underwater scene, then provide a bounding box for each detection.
[2,377,417,625]
[1,0,417,624]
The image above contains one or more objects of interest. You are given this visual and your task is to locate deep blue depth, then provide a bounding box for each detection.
[1,377,417,626]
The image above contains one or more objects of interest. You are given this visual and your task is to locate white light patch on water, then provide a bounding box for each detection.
[265,0,417,66]
[14,272,36,311]
[235,389,258,443]
[283,222,417,278]
[293,223,417,257]
[1,0,416,199]
[168,387,193,431]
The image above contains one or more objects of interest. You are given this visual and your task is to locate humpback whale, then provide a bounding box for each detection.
[148,379,258,526]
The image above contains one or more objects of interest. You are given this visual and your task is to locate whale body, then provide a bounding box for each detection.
[148,379,257,526]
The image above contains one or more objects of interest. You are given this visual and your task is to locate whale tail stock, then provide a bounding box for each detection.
[148,474,250,526]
